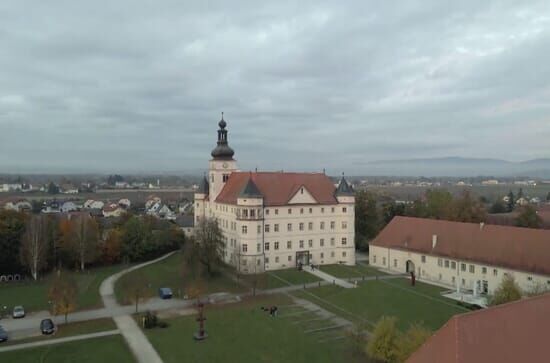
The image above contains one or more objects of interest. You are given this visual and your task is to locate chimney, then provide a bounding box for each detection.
[432,234,438,249]
[479,222,485,230]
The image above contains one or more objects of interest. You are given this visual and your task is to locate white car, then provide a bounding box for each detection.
[12,306,25,319]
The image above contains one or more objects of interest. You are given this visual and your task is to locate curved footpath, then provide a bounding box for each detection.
[99,251,177,363]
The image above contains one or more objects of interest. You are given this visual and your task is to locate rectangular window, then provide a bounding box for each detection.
[373,255,377,263]
[342,221,348,229]
[250,209,255,218]
[343,251,347,257]
[394,259,397,267]
[274,224,279,232]
[462,278,465,286]
[320,222,325,230]
[437,258,442,267]
[452,276,456,284]
[265,224,270,233]
[287,241,292,249]
[257,225,261,234]
[493,269,498,276]
[308,239,313,248]
[451,261,456,269]
[264,242,270,251]
[342,207,347,213]
[482,267,487,274]
[330,237,335,246]
[469,265,475,273]
[461,263,466,271]
[342,237,347,245]
[331,207,335,213]
[330,221,335,229]
[299,240,304,248]
[320,238,325,247]
[242,225,247,234]
[257,243,261,253]
[321,207,325,213]
[287,223,292,231]
[309,208,313,214]
[288,208,292,215]
[421,255,426,263]
[275,256,279,263]
[265,257,269,264]
[331,251,335,257]
[242,244,247,252]
[288,255,292,262]
[444,260,450,268]
[527,276,533,281]
[320,252,324,259]
[275,209,278,215]
[274,242,279,250]
[382,257,386,265]
[308,222,313,231]
[299,223,304,231]
[300,208,304,214]
[265,209,269,215]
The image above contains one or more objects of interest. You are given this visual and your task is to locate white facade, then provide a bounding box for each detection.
[370,245,550,295]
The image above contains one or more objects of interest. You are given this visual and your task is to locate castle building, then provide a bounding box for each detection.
[194,115,355,273]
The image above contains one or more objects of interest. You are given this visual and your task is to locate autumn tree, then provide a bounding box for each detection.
[72,214,99,270]
[396,323,432,362]
[489,274,522,306]
[20,214,49,280]
[366,316,400,363]
[506,190,515,212]
[355,191,380,251]
[102,229,123,264]
[515,205,542,228]
[424,189,453,220]
[49,272,78,323]
[0,210,26,274]
[193,218,225,275]
[449,190,487,223]
[120,270,150,313]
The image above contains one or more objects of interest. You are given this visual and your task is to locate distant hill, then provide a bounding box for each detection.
[357,157,550,177]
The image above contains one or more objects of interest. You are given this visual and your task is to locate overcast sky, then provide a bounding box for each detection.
[1,1,549,174]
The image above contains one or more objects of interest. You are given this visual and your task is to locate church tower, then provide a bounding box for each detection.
[209,113,238,201]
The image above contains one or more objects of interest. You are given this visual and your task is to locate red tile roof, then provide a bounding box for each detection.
[215,172,338,206]
[371,216,550,276]
[407,293,550,363]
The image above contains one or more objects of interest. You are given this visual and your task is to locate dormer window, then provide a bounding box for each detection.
[300,187,304,194]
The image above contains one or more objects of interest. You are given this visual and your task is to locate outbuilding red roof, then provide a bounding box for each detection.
[407,293,550,363]
[371,216,550,276]
[215,172,338,206]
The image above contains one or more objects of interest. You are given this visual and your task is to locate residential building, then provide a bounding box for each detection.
[175,215,194,236]
[370,217,550,300]
[3,198,32,212]
[103,203,126,218]
[61,201,78,213]
[407,293,550,363]
[194,115,355,274]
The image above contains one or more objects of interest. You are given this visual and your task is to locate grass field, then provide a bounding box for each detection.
[0,335,134,363]
[115,252,245,304]
[144,294,366,363]
[236,267,322,291]
[293,278,468,331]
[0,264,126,313]
[3,318,117,346]
[319,263,387,279]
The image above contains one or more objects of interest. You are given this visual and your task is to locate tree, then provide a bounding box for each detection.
[396,323,432,362]
[506,190,515,212]
[193,218,225,275]
[71,214,99,271]
[515,206,542,228]
[120,270,149,313]
[20,214,49,280]
[424,189,453,220]
[546,191,550,202]
[121,216,154,261]
[48,272,78,323]
[489,200,507,214]
[0,210,26,274]
[355,191,380,251]
[102,229,123,264]
[47,182,60,194]
[489,274,522,306]
[449,190,487,223]
[366,316,400,363]
[517,188,524,199]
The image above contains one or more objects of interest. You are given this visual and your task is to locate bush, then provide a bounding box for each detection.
[489,274,522,306]
[142,310,158,329]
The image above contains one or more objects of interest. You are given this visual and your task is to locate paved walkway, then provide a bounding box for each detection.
[303,266,356,288]
[99,252,177,363]
[0,330,120,353]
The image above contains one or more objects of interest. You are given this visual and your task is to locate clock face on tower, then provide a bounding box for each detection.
[222,162,228,169]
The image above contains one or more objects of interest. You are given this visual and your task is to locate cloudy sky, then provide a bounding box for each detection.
[1,1,549,174]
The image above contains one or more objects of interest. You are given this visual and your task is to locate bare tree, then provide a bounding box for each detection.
[49,271,78,323]
[70,213,99,271]
[120,270,150,313]
[20,215,49,280]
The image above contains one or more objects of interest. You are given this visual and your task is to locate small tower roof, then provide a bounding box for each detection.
[335,174,354,196]
[239,177,263,198]
[211,112,235,160]
[198,175,209,194]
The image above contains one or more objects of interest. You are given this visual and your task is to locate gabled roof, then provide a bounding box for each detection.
[372,216,550,276]
[407,293,550,363]
[335,176,354,196]
[239,178,262,198]
[216,172,338,206]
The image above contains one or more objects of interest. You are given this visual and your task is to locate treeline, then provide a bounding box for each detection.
[0,210,185,278]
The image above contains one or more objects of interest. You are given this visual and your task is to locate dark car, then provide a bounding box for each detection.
[158,287,173,299]
[0,325,8,343]
[40,319,55,335]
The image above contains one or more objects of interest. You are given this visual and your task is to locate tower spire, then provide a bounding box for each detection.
[211,112,234,159]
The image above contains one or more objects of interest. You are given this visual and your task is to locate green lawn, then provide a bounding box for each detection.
[293,278,468,331]
[4,318,117,346]
[319,263,387,279]
[0,264,127,313]
[238,267,322,291]
[115,252,245,304]
[0,335,135,363]
[144,294,365,363]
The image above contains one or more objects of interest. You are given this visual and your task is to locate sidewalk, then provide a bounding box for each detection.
[0,330,120,353]
[303,266,356,288]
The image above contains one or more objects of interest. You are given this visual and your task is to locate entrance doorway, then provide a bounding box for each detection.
[296,251,310,268]
[406,260,415,274]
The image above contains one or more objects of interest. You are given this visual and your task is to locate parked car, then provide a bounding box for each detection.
[40,319,55,335]
[0,325,8,343]
[12,306,25,319]
[158,287,173,299]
